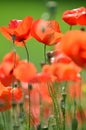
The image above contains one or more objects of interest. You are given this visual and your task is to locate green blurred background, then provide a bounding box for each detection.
[0,0,86,71]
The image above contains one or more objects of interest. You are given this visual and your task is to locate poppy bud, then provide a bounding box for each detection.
[46,1,57,17]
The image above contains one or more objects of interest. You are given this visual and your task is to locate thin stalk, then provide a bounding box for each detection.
[74,98,76,118]
[39,96,43,130]
[61,84,67,130]
[12,39,16,88]
[23,41,30,130]
[73,89,76,118]
[47,82,60,130]
[5,110,12,130]
[71,98,78,130]
[28,85,31,130]
[44,44,47,63]
[61,96,66,130]
[23,42,29,62]
[12,103,21,130]
[1,112,7,130]
[69,25,72,30]
[11,36,20,130]
[1,111,11,130]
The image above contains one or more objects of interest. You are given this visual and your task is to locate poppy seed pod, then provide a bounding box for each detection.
[46,1,58,18]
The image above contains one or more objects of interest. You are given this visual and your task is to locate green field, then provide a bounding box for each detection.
[0,0,86,71]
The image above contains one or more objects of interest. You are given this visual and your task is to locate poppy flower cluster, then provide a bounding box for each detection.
[0,5,86,130]
[1,16,62,46]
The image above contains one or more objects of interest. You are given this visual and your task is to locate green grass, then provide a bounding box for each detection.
[0,0,86,71]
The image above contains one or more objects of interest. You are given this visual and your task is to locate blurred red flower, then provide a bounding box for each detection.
[0,51,20,86]
[13,60,37,82]
[30,72,56,83]
[1,16,33,46]
[12,86,23,103]
[62,7,86,26]
[0,82,12,112]
[30,83,52,126]
[42,53,81,82]
[58,30,86,69]
[31,19,63,45]
[52,63,81,82]
[2,51,20,75]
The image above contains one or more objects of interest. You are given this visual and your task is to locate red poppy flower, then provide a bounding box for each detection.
[52,52,82,82]
[13,60,37,82]
[0,82,12,112]
[0,67,13,86]
[51,51,81,82]
[51,62,81,82]
[31,19,63,45]
[42,55,81,82]
[1,16,33,46]
[3,51,19,63]
[2,51,20,75]
[0,51,20,86]
[29,72,56,83]
[58,30,86,69]
[42,64,57,81]
[62,7,86,26]
[12,86,23,103]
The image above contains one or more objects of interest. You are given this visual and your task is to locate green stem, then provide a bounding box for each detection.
[48,82,60,130]
[74,98,76,118]
[44,44,47,63]
[61,85,66,130]
[69,25,72,30]
[61,96,66,130]
[1,112,7,130]
[28,84,31,130]
[12,103,19,130]
[23,41,31,130]
[39,97,43,130]
[4,110,12,130]
[24,43,29,62]
[12,39,16,88]
[71,98,78,130]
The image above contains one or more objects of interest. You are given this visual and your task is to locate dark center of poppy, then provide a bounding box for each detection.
[12,34,16,42]
[42,26,45,32]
